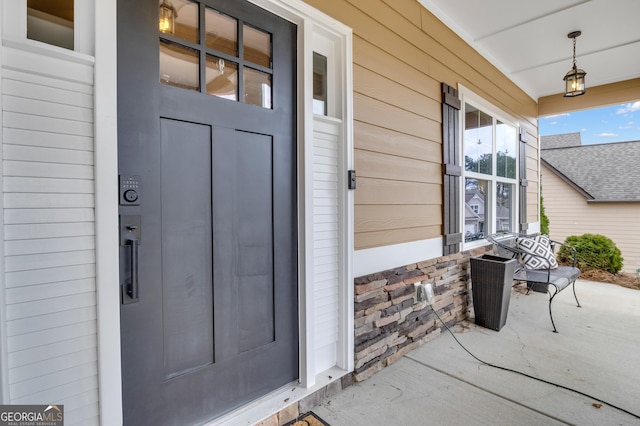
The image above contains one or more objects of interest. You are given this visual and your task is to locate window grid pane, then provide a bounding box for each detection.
[160,40,200,91]
[206,56,238,100]
[168,0,198,43]
[465,178,488,242]
[205,8,237,56]
[496,182,515,232]
[244,67,271,108]
[243,24,271,68]
[496,121,517,179]
[464,104,493,175]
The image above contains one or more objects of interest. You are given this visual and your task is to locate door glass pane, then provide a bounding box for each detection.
[243,25,271,68]
[496,182,515,232]
[496,120,517,178]
[205,8,237,56]
[27,0,74,50]
[206,56,238,100]
[313,52,328,115]
[160,40,199,91]
[244,67,271,108]
[464,104,493,175]
[465,178,488,242]
[159,0,198,43]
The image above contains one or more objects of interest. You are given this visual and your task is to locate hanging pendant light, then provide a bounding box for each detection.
[563,31,587,97]
[159,0,177,34]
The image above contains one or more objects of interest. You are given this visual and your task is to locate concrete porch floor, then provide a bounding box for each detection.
[313,280,640,425]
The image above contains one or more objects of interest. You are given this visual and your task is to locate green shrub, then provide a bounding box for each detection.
[540,190,550,235]
[558,234,623,274]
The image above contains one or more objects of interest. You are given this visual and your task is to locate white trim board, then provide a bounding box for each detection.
[94,0,122,424]
[354,238,444,278]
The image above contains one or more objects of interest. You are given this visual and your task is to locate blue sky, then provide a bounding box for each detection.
[539,101,640,145]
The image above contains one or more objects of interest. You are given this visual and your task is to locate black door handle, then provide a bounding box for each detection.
[120,215,141,305]
[126,238,139,302]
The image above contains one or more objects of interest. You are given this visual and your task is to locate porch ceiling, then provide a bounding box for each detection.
[418,0,640,100]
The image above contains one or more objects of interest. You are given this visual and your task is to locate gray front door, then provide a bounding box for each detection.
[117,0,298,424]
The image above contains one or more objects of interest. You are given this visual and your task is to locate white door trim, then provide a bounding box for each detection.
[94,0,122,424]
[91,0,352,423]
[247,0,354,388]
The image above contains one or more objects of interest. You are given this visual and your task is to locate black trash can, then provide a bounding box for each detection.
[470,254,517,331]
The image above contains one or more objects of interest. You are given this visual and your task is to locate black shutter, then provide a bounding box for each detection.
[442,83,462,254]
[519,128,528,232]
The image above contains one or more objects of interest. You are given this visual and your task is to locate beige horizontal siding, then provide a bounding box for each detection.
[542,164,640,274]
[305,0,538,249]
[2,45,99,425]
[539,78,640,117]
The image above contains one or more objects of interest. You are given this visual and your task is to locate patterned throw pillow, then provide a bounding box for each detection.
[516,235,558,269]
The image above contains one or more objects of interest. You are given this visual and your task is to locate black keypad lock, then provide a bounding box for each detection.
[119,175,141,205]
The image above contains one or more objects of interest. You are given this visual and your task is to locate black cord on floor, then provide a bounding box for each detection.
[432,308,640,420]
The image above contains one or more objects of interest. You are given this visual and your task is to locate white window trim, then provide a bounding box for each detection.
[458,85,520,249]
[3,0,94,56]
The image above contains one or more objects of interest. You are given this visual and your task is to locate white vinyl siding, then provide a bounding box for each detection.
[313,116,341,374]
[2,43,99,425]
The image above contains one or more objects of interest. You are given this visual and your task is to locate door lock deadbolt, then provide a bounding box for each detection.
[123,189,139,203]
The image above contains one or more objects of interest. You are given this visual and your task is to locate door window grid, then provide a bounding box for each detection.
[159,0,273,108]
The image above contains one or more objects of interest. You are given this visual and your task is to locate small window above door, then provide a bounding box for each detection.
[27,0,74,50]
[313,52,328,116]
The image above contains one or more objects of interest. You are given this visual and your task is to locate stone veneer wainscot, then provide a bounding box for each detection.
[351,245,492,381]
[261,244,494,425]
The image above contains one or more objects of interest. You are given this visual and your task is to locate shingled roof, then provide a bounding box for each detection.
[540,132,582,149]
[541,134,640,202]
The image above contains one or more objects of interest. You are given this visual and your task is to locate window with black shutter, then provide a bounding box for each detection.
[445,85,523,247]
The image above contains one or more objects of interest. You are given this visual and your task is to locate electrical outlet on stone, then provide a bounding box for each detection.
[424,282,436,305]
[415,281,424,302]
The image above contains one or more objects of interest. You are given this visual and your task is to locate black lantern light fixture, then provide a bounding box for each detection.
[159,0,177,34]
[563,31,587,97]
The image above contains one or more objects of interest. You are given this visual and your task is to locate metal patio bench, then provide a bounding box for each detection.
[486,232,581,333]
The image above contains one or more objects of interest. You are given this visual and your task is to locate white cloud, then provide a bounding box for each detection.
[598,132,618,137]
[616,101,640,114]
[542,113,570,119]
[550,121,557,125]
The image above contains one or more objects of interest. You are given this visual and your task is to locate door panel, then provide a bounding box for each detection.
[117,0,297,424]
[160,118,214,380]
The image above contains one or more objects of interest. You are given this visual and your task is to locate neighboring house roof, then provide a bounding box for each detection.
[541,135,640,202]
[465,189,484,204]
[540,132,582,149]
[464,203,480,220]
